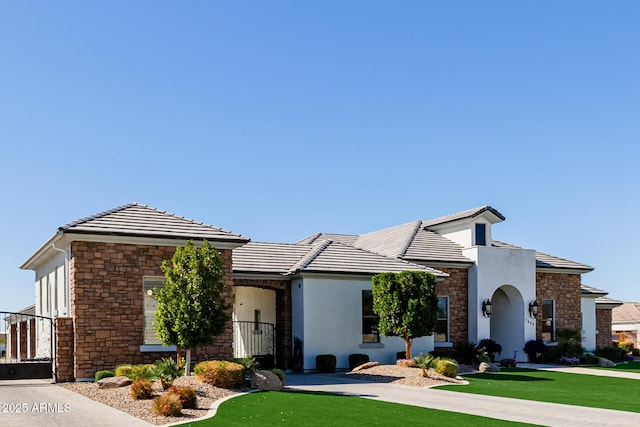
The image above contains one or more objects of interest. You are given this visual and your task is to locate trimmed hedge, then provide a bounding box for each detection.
[95,370,114,382]
[434,358,458,378]
[315,354,336,373]
[348,353,370,370]
[194,360,245,389]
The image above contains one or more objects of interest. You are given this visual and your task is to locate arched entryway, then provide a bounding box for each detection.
[490,285,525,361]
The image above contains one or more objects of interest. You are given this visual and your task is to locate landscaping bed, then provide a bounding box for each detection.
[341,363,473,387]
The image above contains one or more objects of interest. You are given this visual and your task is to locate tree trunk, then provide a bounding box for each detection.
[404,334,412,360]
[176,346,182,366]
[185,348,192,376]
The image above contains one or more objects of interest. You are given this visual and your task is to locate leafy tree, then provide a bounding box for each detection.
[372,270,438,359]
[154,239,229,375]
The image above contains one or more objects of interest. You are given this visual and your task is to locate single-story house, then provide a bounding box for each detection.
[612,302,640,348]
[21,203,616,379]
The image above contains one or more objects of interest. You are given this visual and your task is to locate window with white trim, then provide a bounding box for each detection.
[435,296,449,342]
[143,277,165,345]
[362,290,380,343]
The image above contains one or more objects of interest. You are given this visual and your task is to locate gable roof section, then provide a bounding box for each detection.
[493,241,593,272]
[59,203,248,243]
[353,221,421,259]
[422,206,505,229]
[403,229,474,264]
[233,240,447,277]
[612,302,640,324]
[296,232,358,245]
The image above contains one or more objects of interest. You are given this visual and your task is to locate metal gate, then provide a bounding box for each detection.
[233,321,276,368]
[0,311,55,380]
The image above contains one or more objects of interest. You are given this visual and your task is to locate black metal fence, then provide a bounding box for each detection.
[233,321,275,368]
[0,311,54,379]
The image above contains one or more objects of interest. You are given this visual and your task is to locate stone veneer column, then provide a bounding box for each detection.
[596,308,613,349]
[55,318,75,382]
[435,267,469,344]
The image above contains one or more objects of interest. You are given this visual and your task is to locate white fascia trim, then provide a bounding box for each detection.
[232,273,291,281]
[536,267,594,275]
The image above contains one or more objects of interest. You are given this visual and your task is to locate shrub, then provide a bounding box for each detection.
[617,342,635,353]
[453,341,486,365]
[194,360,245,389]
[433,358,458,378]
[130,379,154,400]
[315,354,337,373]
[254,354,275,369]
[130,364,156,381]
[412,353,436,370]
[95,370,114,382]
[154,358,182,389]
[553,328,583,359]
[396,359,416,367]
[632,348,640,357]
[230,357,260,373]
[152,393,182,416]
[523,339,549,363]
[168,386,197,409]
[581,352,599,365]
[396,351,406,360]
[595,346,626,362]
[348,353,370,370]
[270,368,286,385]
[478,339,502,361]
[115,364,133,378]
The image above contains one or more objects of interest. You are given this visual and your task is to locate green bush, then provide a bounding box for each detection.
[595,346,626,362]
[348,353,370,370]
[412,353,436,370]
[115,365,133,378]
[433,358,458,378]
[581,352,599,365]
[130,364,156,381]
[154,358,182,389]
[617,342,635,353]
[152,393,182,416]
[453,341,486,365]
[130,379,154,400]
[194,360,245,389]
[270,368,286,385]
[633,348,640,357]
[315,354,336,373]
[168,386,197,409]
[230,357,260,373]
[95,370,114,382]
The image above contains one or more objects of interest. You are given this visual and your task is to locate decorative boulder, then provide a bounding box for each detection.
[598,357,616,368]
[251,370,284,390]
[478,362,500,373]
[351,361,380,372]
[97,376,132,389]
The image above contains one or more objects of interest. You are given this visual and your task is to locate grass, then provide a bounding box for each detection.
[177,390,539,426]
[439,367,640,412]
[586,361,640,373]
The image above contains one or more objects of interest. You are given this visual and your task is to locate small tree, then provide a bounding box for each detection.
[154,239,229,375]
[372,270,438,359]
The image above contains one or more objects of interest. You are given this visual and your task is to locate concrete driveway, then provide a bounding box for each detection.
[0,379,153,427]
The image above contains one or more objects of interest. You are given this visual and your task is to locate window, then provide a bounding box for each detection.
[435,297,449,342]
[143,277,166,345]
[254,309,261,333]
[362,290,379,343]
[475,223,486,246]
[541,299,555,342]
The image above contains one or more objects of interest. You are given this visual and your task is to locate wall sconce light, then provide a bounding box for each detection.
[529,300,539,318]
[482,299,493,317]
[146,289,154,297]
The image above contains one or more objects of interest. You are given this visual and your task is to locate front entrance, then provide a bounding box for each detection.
[233,286,277,368]
[489,286,525,361]
[0,311,54,380]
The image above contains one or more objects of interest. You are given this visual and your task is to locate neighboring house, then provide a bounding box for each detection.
[581,285,623,350]
[612,302,640,348]
[22,203,616,379]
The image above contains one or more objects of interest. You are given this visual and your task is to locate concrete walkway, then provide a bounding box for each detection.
[0,379,153,427]
[518,362,640,380]
[286,367,640,427]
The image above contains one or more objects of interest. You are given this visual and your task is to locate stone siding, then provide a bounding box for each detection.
[435,267,469,344]
[535,272,582,338]
[55,318,75,382]
[596,308,613,349]
[68,242,234,380]
[232,278,292,370]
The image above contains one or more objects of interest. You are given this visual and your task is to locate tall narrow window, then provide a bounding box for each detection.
[143,277,165,345]
[254,309,261,332]
[362,290,380,343]
[541,299,555,342]
[475,223,486,246]
[435,296,449,342]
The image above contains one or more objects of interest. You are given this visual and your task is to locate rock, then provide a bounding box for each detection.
[351,361,380,372]
[598,357,616,368]
[478,362,500,373]
[97,376,132,389]
[251,370,283,390]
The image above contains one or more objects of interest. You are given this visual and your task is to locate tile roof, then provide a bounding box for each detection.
[354,221,422,259]
[296,233,358,245]
[59,203,249,243]
[612,302,640,323]
[421,206,505,228]
[493,241,593,272]
[581,284,608,296]
[233,240,447,277]
[403,229,474,264]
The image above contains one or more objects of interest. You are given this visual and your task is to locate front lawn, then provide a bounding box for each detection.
[178,390,539,426]
[439,368,640,412]
[586,361,640,373]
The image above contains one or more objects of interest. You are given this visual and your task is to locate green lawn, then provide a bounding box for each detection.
[586,361,640,373]
[177,390,539,426]
[439,368,640,412]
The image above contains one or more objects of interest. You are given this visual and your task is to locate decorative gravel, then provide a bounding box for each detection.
[59,376,237,425]
[343,364,473,387]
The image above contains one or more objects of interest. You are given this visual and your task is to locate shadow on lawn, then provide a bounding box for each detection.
[467,369,553,382]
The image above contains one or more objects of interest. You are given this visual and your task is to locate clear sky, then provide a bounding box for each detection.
[1,1,638,312]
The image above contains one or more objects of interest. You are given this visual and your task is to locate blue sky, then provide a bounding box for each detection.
[1,1,638,312]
